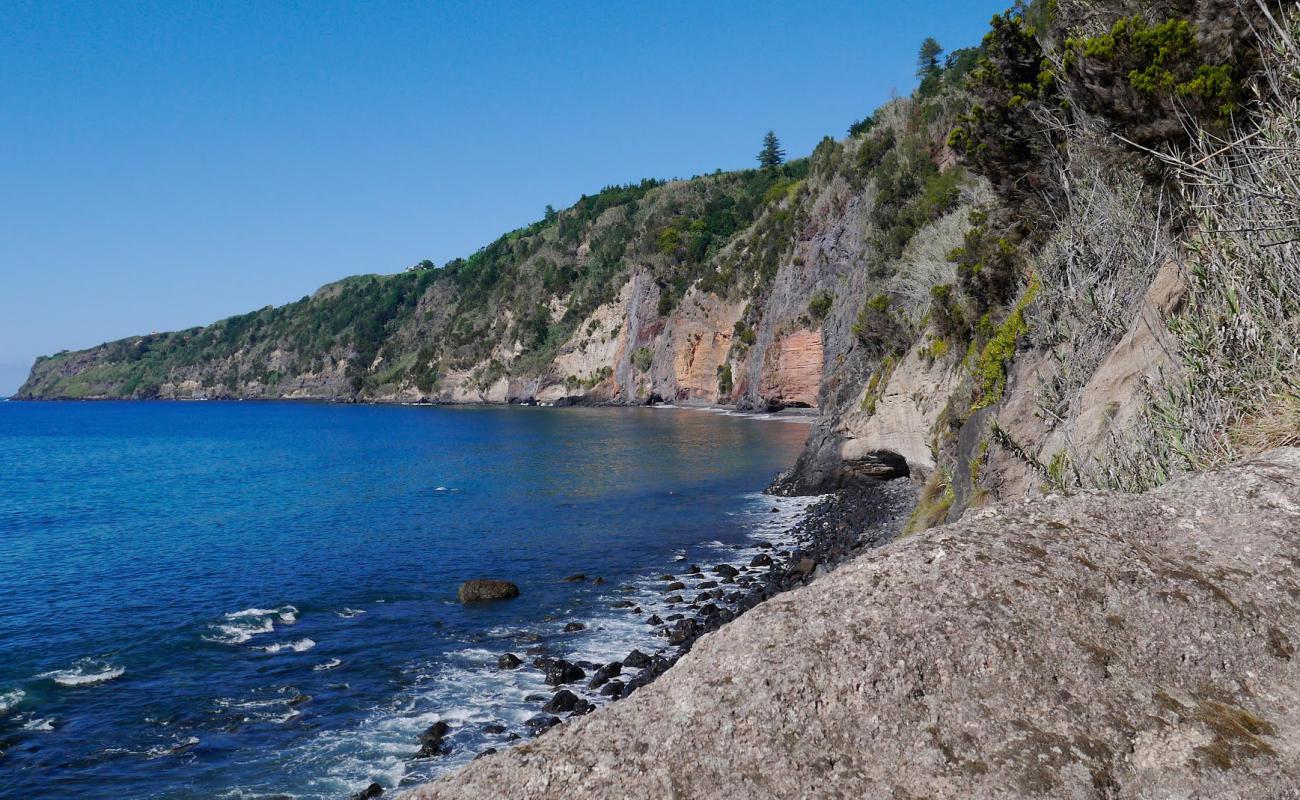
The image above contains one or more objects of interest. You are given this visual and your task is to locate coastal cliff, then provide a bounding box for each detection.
[19,0,1299,526]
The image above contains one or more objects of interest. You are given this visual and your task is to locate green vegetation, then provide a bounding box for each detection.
[806,289,834,322]
[631,347,653,372]
[716,363,733,396]
[971,275,1039,410]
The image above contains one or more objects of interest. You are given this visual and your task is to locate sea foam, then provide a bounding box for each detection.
[0,688,25,714]
[39,658,125,687]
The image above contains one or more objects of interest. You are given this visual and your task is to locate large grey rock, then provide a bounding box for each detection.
[407,449,1300,799]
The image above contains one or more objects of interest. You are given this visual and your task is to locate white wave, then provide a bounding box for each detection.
[262,638,316,654]
[22,716,54,731]
[0,689,25,714]
[335,608,366,619]
[313,658,342,671]
[225,607,279,619]
[206,617,276,645]
[207,605,297,644]
[39,658,124,686]
[147,735,199,759]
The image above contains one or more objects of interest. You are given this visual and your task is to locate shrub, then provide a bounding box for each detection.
[716,364,733,397]
[807,290,834,322]
[631,347,653,372]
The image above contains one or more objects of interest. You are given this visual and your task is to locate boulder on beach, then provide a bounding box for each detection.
[457,580,520,603]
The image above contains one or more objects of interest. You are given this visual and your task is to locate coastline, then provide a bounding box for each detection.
[361,471,915,798]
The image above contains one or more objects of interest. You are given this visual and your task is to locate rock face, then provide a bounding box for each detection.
[406,449,1300,799]
[456,580,520,603]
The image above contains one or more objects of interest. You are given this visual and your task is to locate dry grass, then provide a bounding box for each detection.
[1097,16,1300,490]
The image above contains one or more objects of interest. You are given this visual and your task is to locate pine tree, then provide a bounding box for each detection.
[758,131,785,169]
[917,38,944,81]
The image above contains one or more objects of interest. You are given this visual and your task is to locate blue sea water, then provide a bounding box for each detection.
[0,401,811,799]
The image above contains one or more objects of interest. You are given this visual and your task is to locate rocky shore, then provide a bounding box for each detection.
[349,472,916,799]
[405,448,1300,799]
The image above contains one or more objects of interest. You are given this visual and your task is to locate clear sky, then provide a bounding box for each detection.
[0,0,1008,395]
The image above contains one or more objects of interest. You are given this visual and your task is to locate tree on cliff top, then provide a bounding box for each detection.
[917,37,943,80]
[758,131,785,169]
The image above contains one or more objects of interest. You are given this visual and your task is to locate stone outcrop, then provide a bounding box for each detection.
[409,449,1300,799]
[759,327,823,408]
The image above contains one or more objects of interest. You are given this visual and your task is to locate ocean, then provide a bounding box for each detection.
[0,401,811,799]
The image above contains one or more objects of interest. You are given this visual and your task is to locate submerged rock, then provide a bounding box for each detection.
[457,580,520,603]
[497,653,522,670]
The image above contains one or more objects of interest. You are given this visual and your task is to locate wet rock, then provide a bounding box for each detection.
[790,558,816,579]
[349,783,384,800]
[750,553,774,567]
[713,564,739,579]
[589,662,622,689]
[666,581,686,591]
[524,693,548,703]
[563,622,585,632]
[646,614,663,625]
[695,580,718,589]
[543,690,581,714]
[592,577,605,585]
[562,574,586,583]
[659,574,676,581]
[569,699,596,716]
[523,715,561,735]
[473,748,497,760]
[481,723,507,735]
[598,680,624,697]
[622,649,651,668]
[698,603,720,617]
[497,653,522,670]
[543,661,586,686]
[667,618,698,645]
[664,594,684,604]
[415,721,451,758]
[457,580,520,603]
[611,600,636,609]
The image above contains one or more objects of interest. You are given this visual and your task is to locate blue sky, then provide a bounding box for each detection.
[0,0,1008,395]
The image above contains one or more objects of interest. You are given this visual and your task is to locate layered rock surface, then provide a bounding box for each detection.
[407,449,1300,799]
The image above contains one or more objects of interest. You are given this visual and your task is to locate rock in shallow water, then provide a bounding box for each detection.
[415,721,450,758]
[543,690,581,714]
[622,650,651,668]
[349,783,383,800]
[497,653,522,670]
[457,580,520,603]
